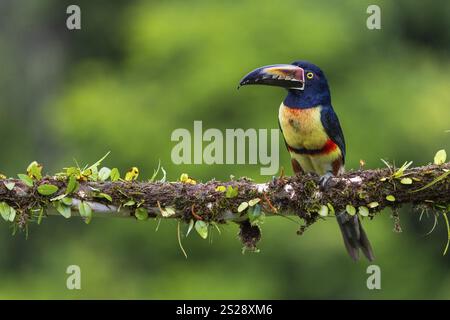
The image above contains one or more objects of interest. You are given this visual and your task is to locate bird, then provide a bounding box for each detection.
[238,61,374,261]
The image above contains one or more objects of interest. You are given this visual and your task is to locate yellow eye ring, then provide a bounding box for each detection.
[306,72,314,79]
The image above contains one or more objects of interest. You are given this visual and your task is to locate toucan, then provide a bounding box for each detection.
[239,61,374,261]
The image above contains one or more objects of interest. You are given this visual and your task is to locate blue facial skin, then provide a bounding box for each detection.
[283,61,332,109]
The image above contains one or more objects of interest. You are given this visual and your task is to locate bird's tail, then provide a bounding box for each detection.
[336,212,375,261]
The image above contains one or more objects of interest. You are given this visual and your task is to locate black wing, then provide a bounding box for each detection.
[320,105,346,163]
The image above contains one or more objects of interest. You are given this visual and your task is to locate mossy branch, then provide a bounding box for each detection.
[0,161,449,248]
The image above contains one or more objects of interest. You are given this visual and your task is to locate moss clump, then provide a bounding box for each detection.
[238,220,261,251]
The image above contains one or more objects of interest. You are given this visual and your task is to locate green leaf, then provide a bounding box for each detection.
[27,161,42,180]
[248,204,264,226]
[78,201,88,216]
[98,167,111,181]
[194,220,208,239]
[37,184,59,196]
[248,198,261,206]
[346,204,356,216]
[124,200,135,207]
[400,178,413,185]
[50,193,66,201]
[78,201,92,224]
[358,206,369,217]
[368,202,379,208]
[161,206,176,217]
[134,207,149,221]
[110,168,120,181]
[411,170,450,193]
[386,195,396,202]
[86,151,111,172]
[237,202,249,213]
[66,175,78,194]
[186,219,194,237]
[89,187,101,193]
[4,182,15,191]
[327,203,335,215]
[18,174,33,187]
[215,186,226,192]
[85,166,98,181]
[0,202,11,221]
[434,149,447,165]
[149,161,161,182]
[61,197,73,206]
[55,201,71,219]
[211,221,221,234]
[393,161,413,178]
[225,185,238,198]
[8,207,16,222]
[318,205,329,217]
[159,167,167,183]
[65,167,79,176]
[97,193,112,202]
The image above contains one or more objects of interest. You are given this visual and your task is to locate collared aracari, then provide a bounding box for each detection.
[238,61,374,261]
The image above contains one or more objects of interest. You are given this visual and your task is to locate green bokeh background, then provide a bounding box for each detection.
[0,0,449,299]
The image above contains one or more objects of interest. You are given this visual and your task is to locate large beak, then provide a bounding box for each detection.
[238,64,305,90]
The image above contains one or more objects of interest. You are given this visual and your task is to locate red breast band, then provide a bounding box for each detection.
[287,139,338,155]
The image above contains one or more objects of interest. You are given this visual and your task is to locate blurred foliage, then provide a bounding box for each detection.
[0,0,449,299]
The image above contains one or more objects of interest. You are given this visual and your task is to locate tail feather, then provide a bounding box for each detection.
[336,212,375,261]
[358,223,375,261]
[336,214,359,261]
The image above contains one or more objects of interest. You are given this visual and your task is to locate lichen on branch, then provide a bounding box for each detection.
[0,155,449,250]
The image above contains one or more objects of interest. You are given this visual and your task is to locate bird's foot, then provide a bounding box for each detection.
[319,172,334,190]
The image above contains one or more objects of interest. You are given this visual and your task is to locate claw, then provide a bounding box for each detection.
[319,171,334,190]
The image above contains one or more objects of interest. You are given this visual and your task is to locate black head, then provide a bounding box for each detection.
[239,60,331,108]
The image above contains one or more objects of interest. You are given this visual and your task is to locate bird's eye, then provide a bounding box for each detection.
[306,72,314,79]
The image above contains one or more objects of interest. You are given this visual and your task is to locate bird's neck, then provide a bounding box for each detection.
[283,89,331,109]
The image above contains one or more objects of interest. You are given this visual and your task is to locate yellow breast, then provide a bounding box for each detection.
[278,103,328,150]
